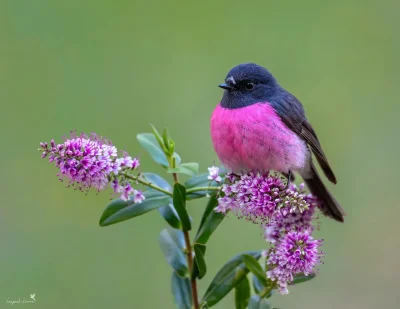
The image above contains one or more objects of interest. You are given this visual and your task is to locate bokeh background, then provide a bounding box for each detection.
[2,0,399,308]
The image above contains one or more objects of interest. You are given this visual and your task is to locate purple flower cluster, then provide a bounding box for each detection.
[266,231,323,294]
[40,132,144,202]
[264,183,320,244]
[215,173,313,224]
[214,171,324,294]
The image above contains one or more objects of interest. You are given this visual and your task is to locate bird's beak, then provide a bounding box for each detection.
[218,83,232,90]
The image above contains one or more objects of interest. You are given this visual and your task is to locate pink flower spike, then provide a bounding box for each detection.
[39,132,141,195]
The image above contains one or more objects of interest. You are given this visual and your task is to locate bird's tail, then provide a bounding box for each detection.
[302,162,345,222]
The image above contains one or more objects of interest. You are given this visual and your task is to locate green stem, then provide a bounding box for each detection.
[169,158,199,309]
[183,230,200,309]
[122,172,173,197]
[185,186,221,194]
[259,282,276,298]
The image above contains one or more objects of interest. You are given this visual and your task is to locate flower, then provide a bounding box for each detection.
[215,171,325,295]
[264,183,321,244]
[133,190,145,203]
[120,183,134,201]
[215,172,287,223]
[116,155,140,169]
[40,132,142,202]
[266,231,323,294]
[208,166,222,182]
[215,172,321,233]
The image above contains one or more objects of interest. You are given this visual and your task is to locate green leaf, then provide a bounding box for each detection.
[162,128,175,155]
[242,254,267,285]
[159,228,188,277]
[192,244,207,279]
[235,276,250,309]
[292,272,316,285]
[248,295,271,309]
[252,275,266,294]
[137,133,169,167]
[185,173,221,200]
[141,173,181,229]
[194,195,224,244]
[158,203,182,229]
[173,183,191,231]
[201,251,262,308]
[150,124,167,152]
[162,128,169,148]
[173,152,181,165]
[192,197,223,280]
[198,194,218,229]
[168,162,199,177]
[99,191,170,227]
[142,172,171,191]
[169,140,175,154]
[171,271,192,309]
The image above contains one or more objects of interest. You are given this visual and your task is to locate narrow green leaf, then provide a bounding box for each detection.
[192,196,222,279]
[169,140,175,154]
[158,204,182,229]
[159,228,188,277]
[99,191,170,227]
[198,194,218,229]
[161,128,175,155]
[195,196,224,245]
[185,172,210,189]
[185,173,221,200]
[171,271,192,309]
[248,295,271,309]
[173,152,181,165]
[150,124,167,152]
[192,244,207,279]
[192,197,221,280]
[142,173,171,191]
[242,255,267,285]
[162,128,169,149]
[252,275,266,294]
[201,251,262,308]
[141,173,181,229]
[292,272,316,285]
[235,276,250,309]
[168,162,199,177]
[173,183,191,231]
[137,133,169,167]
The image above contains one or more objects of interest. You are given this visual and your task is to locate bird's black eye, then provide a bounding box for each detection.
[245,83,254,90]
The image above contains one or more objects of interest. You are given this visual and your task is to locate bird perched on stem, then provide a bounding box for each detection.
[210,63,345,222]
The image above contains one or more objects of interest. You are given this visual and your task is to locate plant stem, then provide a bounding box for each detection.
[259,283,276,298]
[170,166,199,309]
[185,186,220,194]
[122,172,173,196]
[172,172,179,183]
[183,230,200,309]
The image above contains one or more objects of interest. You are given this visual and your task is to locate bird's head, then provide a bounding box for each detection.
[219,63,279,109]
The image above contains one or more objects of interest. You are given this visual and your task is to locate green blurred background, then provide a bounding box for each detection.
[1,0,399,308]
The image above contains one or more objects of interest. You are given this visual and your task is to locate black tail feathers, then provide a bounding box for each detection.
[303,163,345,222]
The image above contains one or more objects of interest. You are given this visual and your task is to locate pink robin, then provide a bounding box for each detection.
[210,63,345,222]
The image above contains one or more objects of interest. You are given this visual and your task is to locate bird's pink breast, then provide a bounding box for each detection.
[210,103,307,174]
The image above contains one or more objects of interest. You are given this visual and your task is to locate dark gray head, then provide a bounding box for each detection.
[219,63,280,109]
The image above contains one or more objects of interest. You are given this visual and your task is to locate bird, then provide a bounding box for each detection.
[30,294,35,301]
[210,63,345,222]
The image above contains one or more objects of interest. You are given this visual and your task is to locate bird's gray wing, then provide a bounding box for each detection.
[271,91,337,184]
